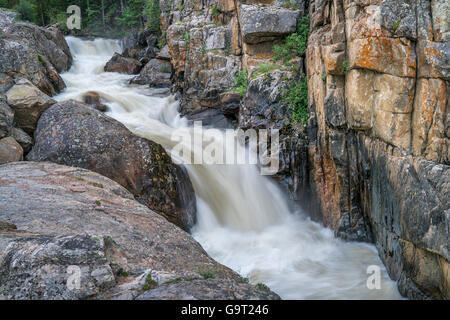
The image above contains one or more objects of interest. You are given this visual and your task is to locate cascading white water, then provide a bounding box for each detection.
[56,36,402,299]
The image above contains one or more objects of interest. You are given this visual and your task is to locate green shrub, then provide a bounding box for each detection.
[233,70,248,97]
[178,4,184,11]
[393,19,401,31]
[252,62,281,78]
[12,0,37,23]
[256,283,270,291]
[342,60,350,73]
[283,77,309,124]
[273,14,309,65]
[211,5,219,17]
[142,274,158,291]
[181,30,190,43]
[145,0,161,33]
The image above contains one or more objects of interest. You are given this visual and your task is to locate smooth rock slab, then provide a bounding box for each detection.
[136,279,280,300]
[0,162,279,300]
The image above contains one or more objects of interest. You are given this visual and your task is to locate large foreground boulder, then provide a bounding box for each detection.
[0,162,279,300]
[27,100,196,231]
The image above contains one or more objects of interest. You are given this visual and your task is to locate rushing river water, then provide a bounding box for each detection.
[56,37,402,299]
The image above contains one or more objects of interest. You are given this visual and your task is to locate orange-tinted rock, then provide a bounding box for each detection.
[412,78,448,163]
[348,37,416,77]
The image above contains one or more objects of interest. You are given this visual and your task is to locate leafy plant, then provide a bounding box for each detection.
[252,62,281,78]
[238,276,249,283]
[342,60,350,73]
[211,5,219,17]
[273,14,309,65]
[12,0,37,23]
[142,274,158,291]
[233,70,249,97]
[393,19,401,31]
[283,77,309,124]
[257,283,270,290]
[145,0,161,33]
[181,30,190,43]
[281,1,297,10]
[178,4,184,11]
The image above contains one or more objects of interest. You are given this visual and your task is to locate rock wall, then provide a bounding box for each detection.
[306,0,449,299]
[160,0,312,203]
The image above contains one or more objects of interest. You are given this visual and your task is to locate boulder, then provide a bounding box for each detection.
[5,23,72,73]
[136,279,280,300]
[27,100,197,231]
[0,161,279,300]
[156,45,170,61]
[0,136,23,164]
[104,53,143,74]
[0,96,14,138]
[83,91,108,112]
[130,59,172,87]
[0,13,71,96]
[6,79,56,136]
[10,126,33,154]
[240,5,300,44]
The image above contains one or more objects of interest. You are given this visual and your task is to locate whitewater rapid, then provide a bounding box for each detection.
[56,36,402,299]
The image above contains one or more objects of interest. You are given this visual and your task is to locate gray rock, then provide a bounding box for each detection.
[104,53,143,74]
[156,45,170,61]
[0,161,280,300]
[0,234,116,300]
[380,0,417,40]
[240,5,300,44]
[136,279,280,300]
[0,136,23,164]
[27,100,197,231]
[131,59,172,87]
[0,96,13,138]
[10,126,33,154]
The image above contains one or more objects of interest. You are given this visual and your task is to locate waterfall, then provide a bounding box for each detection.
[56,36,402,299]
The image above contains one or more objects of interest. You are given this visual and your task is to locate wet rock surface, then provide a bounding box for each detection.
[0,162,279,300]
[27,100,197,231]
[104,53,143,74]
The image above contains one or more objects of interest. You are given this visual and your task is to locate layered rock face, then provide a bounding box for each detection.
[0,162,279,300]
[159,0,311,202]
[27,100,197,231]
[0,9,72,164]
[306,0,449,299]
[161,1,306,124]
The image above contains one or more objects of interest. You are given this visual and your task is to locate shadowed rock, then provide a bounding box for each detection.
[27,100,197,231]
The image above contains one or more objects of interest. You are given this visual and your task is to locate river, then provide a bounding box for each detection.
[55,36,402,299]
